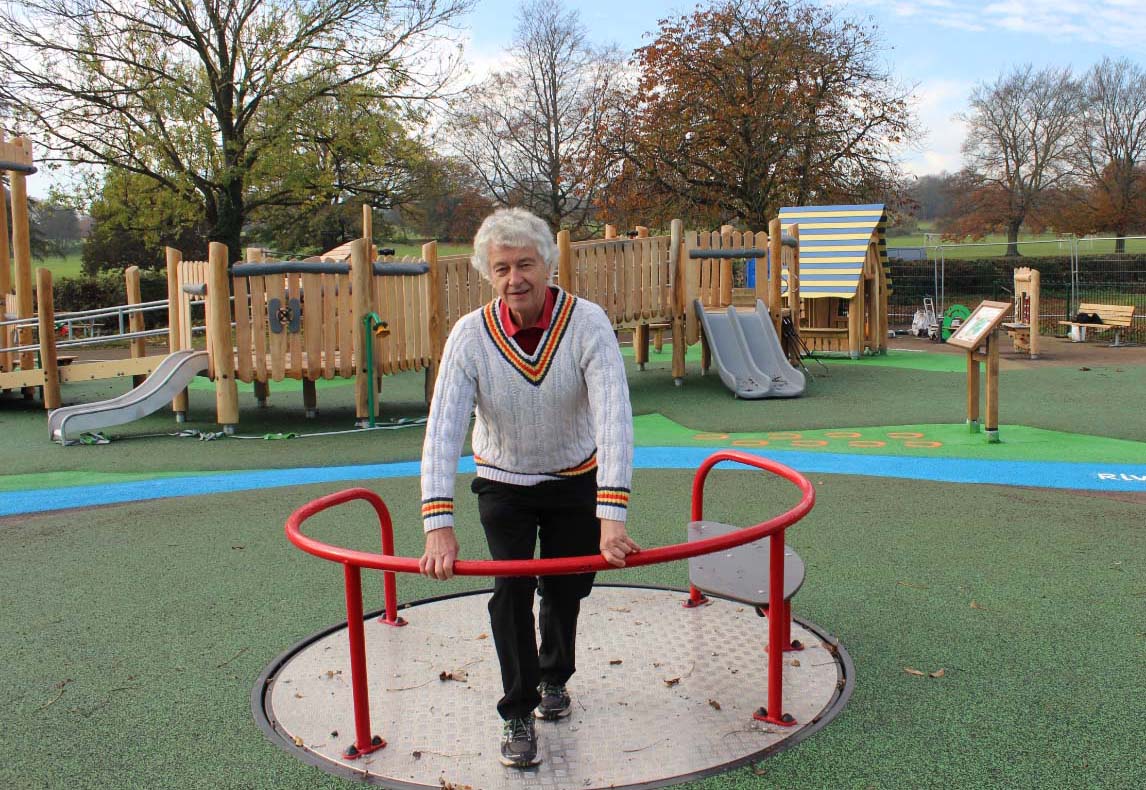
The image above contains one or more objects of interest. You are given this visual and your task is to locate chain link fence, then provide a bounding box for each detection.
[887,237,1146,344]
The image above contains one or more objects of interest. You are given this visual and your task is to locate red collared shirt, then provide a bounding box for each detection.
[498,286,557,354]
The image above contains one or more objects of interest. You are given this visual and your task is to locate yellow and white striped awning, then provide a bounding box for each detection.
[778,204,886,299]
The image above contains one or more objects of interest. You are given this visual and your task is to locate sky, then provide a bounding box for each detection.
[458,0,1146,178]
[24,0,1146,199]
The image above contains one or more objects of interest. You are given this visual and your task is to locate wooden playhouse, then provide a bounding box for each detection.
[779,204,889,358]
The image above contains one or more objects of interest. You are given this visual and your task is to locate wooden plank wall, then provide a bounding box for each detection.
[568,236,673,327]
[233,269,360,383]
[371,270,433,375]
[437,253,493,340]
[176,259,210,356]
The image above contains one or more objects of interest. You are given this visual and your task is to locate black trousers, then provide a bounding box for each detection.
[471,474,600,720]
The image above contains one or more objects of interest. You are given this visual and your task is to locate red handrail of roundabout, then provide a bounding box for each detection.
[285,450,815,759]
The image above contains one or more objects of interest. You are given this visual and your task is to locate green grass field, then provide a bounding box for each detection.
[31,251,85,279]
[887,222,1146,258]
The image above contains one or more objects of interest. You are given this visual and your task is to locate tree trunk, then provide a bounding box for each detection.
[1005,218,1022,257]
[210,180,245,263]
[1115,228,1126,254]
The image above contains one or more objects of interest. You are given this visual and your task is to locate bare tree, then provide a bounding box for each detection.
[448,0,624,234]
[1074,58,1146,252]
[959,64,1081,255]
[0,0,472,257]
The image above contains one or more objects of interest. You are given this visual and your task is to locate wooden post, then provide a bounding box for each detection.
[1,175,9,376]
[0,159,10,298]
[848,274,865,360]
[787,226,801,361]
[604,224,617,240]
[557,230,573,293]
[424,240,441,404]
[351,238,372,424]
[207,242,238,430]
[36,268,60,409]
[768,218,782,336]
[669,219,686,385]
[719,225,733,308]
[165,247,190,419]
[363,204,377,262]
[10,143,35,383]
[634,323,649,370]
[635,226,649,238]
[125,266,147,387]
[754,230,769,306]
[966,349,980,432]
[985,332,1000,442]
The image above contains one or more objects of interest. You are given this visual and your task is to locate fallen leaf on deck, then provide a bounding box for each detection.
[439,669,468,682]
[789,659,800,667]
[664,677,681,687]
[609,659,623,665]
[903,667,925,677]
[708,699,721,710]
[929,668,946,678]
[292,736,304,746]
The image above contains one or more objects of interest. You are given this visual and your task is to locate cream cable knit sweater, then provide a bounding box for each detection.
[420,289,633,532]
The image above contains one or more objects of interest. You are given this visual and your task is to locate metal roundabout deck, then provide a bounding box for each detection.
[253,584,853,789]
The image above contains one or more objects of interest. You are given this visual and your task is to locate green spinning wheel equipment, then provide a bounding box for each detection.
[941,304,971,342]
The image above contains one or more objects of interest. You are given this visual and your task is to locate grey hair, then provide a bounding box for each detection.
[470,208,558,282]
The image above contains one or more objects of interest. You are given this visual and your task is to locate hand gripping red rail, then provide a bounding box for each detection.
[285,449,815,759]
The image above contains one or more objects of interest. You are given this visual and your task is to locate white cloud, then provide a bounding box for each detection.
[849,0,1146,47]
[899,78,973,176]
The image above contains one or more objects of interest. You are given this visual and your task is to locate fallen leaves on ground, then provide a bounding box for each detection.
[439,669,468,682]
[905,666,946,679]
[708,699,722,710]
[970,600,989,611]
[609,659,623,665]
[663,677,681,687]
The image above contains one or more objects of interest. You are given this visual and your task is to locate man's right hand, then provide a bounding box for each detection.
[420,527,459,580]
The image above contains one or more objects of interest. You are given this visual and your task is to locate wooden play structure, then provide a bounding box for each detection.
[778,204,889,359]
[1,137,167,408]
[12,200,869,435]
[1002,267,1040,358]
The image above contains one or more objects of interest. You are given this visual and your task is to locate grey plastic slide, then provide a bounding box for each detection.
[693,299,805,399]
[48,350,210,444]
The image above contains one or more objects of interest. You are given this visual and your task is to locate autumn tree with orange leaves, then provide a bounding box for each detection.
[598,0,916,230]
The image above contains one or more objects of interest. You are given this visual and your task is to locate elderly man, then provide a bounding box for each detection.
[419,207,639,767]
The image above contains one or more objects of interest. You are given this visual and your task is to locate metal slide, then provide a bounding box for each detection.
[48,350,210,444]
[693,299,805,399]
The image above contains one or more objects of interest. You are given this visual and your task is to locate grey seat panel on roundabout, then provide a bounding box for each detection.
[687,520,805,604]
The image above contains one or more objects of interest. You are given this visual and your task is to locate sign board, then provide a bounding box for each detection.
[946,300,1013,350]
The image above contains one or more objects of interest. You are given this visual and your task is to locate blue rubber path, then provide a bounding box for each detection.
[2,448,1144,517]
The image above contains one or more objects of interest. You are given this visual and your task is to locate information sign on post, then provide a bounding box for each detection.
[946,300,1012,351]
[947,300,1012,443]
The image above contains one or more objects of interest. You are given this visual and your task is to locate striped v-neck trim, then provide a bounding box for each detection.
[482,290,577,386]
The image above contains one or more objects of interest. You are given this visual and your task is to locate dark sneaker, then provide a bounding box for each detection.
[534,681,572,720]
[499,716,541,767]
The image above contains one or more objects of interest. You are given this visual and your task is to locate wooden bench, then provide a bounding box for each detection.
[1058,303,1136,347]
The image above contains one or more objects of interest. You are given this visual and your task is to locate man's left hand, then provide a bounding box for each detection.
[600,518,641,567]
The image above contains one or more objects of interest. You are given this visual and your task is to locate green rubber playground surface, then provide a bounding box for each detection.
[2,346,1144,789]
